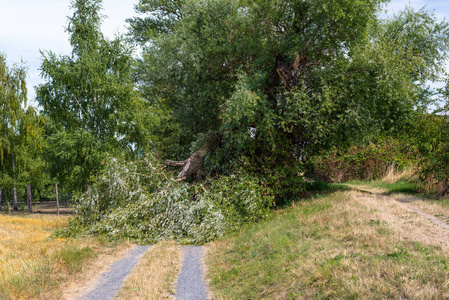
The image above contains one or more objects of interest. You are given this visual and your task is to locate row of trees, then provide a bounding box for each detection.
[0,54,45,210]
[1,0,449,211]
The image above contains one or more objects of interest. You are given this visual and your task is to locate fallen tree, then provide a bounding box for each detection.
[164,133,221,181]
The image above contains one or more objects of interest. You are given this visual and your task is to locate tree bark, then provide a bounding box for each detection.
[13,186,18,211]
[164,133,221,181]
[276,53,318,92]
[55,183,60,216]
[13,158,18,211]
[0,187,2,211]
[27,184,32,213]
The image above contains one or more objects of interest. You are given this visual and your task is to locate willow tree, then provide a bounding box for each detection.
[37,0,153,191]
[129,0,449,200]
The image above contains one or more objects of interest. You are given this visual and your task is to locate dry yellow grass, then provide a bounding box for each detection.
[349,191,449,252]
[0,214,69,297]
[381,164,416,184]
[115,240,182,300]
[0,213,131,300]
[115,240,182,299]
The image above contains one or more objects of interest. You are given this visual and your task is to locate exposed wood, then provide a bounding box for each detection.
[175,144,209,181]
[56,183,60,216]
[164,133,221,181]
[27,184,32,213]
[164,160,186,167]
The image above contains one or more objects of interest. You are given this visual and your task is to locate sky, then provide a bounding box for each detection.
[0,0,138,106]
[0,0,449,108]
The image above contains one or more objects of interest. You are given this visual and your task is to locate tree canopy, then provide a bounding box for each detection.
[36,0,153,190]
[127,0,449,199]
[0,53,45,194]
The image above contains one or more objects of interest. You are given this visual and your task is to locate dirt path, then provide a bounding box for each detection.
[348,185,449,251]
[175,246,209,300]
[65,243,209,300]
[77,245,150,300]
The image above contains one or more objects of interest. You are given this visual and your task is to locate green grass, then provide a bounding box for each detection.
[206,190,449,299]
[346,179,419,195]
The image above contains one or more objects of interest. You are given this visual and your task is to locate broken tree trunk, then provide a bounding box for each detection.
[165,133,221,181]
[276,53,318,92]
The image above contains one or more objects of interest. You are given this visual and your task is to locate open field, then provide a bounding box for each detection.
[206,188,449,299]
[0,213,131,299]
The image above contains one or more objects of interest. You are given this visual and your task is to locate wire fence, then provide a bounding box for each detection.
[0,185,76,214]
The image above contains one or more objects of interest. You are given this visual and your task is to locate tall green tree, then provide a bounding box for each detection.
[0,53,45,209]
[129,0,449,200]
[37,0,152,190]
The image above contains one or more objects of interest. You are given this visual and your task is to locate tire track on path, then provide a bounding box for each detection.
[78,245,150,300]
[175,246,209,300]
[351,184,449,231]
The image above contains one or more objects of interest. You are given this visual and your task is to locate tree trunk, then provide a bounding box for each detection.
[13,186,18,211]
[27,184,32,213]
[0,187,2,211]
[55,183,60,216]
[12,158,18,211]
[165,133,221,181]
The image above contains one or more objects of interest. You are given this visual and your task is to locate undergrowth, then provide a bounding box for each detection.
[311,140,418,183]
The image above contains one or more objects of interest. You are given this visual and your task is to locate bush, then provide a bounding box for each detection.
[405,113,449,196]
[311,140,418,182]
[60,154,273,244]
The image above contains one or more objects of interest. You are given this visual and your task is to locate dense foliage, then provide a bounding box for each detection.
[311,140,419,182]
[128,0,449,202]
[63,155,273,244]
[36,0,153,190]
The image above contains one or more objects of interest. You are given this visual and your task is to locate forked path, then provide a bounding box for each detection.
[352,185,449,231]
[75,244,209,300]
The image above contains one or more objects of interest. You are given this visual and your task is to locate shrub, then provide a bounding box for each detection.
[311,140,418,182]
